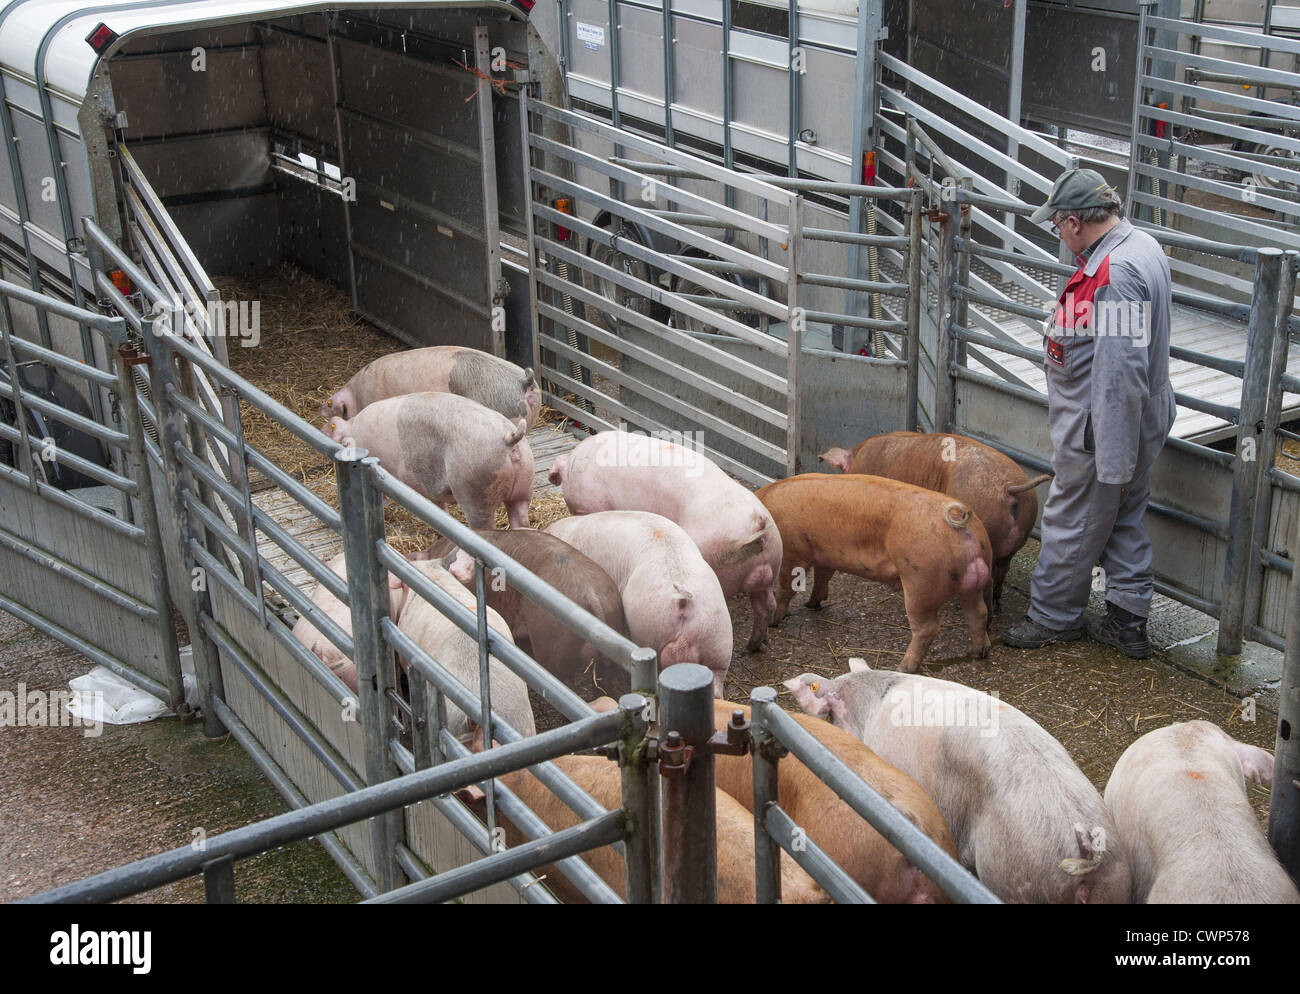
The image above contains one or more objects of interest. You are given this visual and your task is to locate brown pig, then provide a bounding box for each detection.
[819,432,1049,611]
[710,701,959,903]
[459,753,827,903]
[757,473,993,672]
[416,529,632,697]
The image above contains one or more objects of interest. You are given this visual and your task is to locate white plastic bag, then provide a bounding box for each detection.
[64,644,200,726]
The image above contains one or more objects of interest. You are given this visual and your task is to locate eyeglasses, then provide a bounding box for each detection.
[1050,215,1079,235]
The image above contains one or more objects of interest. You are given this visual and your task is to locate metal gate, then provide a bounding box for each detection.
[519,94,923,483]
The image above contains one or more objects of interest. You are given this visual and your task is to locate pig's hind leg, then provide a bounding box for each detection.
[899,582,942,673]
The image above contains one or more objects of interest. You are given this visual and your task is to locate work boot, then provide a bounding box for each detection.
[1001,617,1085,649]
[1087,603,1153,659]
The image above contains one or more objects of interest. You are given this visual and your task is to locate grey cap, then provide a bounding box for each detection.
[1030,167,1116,224]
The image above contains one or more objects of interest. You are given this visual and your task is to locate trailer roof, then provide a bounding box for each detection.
[0,0,520,105]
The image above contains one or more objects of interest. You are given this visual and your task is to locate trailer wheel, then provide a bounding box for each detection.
[669,270,761,336]
[584,219,653,335]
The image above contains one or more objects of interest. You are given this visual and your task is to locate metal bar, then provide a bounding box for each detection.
[800,310,906,332]
[786,192,803,476]
[618,693,657,904]
[801,272,909,296]
[659,663,718,903]
[538,332,789,463]
[802,227,908,248]
[24,705,625,905]
[140,318,226,737]
[754,698,999,904]
[335,450,402,891]
[749,686,783,904]
[210,698,377,899]
[532,133,787,243]
[763,804,873,904]
[0,523,155,619]
[530,101,793,203]
[201,855,235,904]
[1220,249,1284,655]
[952,326,1049,365]
[533,299,787,429]
[366,810,626,904]
[1271,507,1300,875]
[4,331,120,387]
[202,615,362,791]
[906,189,923,429]
[1147,13,1300,56]
[475,25,505,359]
[0,420,138,494]
[1245,252,1300,641]
[0,588,169,701]
[438,731,624,903]
[933,209,960,432]
[115,345,184,710]
[532,268,787,393]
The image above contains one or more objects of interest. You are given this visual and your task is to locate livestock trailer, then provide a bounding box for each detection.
[0,0,1297,901]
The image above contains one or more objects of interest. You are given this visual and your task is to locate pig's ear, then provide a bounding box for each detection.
[1233,741,1274,784]
[818,447,852,473]
[847,657,870,673]
[588,696,618,714]
[387,572,403,590]
[783,674,833,718]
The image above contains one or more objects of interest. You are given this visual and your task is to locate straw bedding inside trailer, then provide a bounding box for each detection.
[215,262,576,562]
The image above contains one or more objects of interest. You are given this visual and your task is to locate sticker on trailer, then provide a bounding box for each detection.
[576,21,605,50]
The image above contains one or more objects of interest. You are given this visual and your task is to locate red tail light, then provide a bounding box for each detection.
[862,150,877,186]
[1154,102,1168,140]
[110,269,132,296]
[85,23,118,54]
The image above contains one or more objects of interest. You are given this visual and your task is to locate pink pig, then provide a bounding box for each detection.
[548,431,781,651]
[321,345,539,430]
[544,510,733,697]
[324,391,533,530]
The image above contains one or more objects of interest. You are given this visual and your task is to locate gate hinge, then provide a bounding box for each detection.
[118,341,150,366]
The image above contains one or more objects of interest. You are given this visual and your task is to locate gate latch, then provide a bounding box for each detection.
[707,708,751,756]
[658,730,694,779]
[118,341,150,366]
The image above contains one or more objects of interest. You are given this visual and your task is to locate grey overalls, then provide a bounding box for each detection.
[1026,218,1177,629]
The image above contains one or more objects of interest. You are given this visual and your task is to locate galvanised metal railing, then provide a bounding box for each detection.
[18,700,652,905]
[81,213,665,904]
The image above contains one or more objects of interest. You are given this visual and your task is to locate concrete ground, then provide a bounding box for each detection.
[0,612,358,904]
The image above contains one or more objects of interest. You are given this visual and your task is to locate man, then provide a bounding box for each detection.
[1003,167,1176,659]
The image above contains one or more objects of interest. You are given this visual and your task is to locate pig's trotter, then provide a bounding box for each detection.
[808,566,834,610]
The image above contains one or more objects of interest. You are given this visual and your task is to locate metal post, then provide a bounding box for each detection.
[749,687,783,904]
[1004,0,1027,247]
[1244,251,1299,642]
[1270,509,1300,878]
[473,557,497,844]
[954,178,973,377]
[844,0,882,350]
[475,24,506,360]
[201,854,236,904]
[658,663,717,904]
[0,296,37,490]
[326,13,360,313]
[115,343,185,712]
[618,692,657,904]
[932,204,960,433]
[335,450,402,891]
[1220,249,1284,656]
[786,193,803,476]
[141,317,226,737]
[1127,3,1154,223]
[219,385,264,611]
[905,188,923,431]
